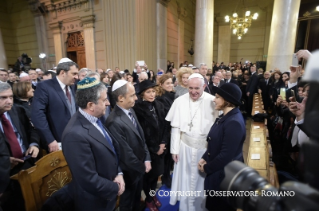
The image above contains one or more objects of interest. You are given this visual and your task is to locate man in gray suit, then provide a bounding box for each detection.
[105,80,151,211]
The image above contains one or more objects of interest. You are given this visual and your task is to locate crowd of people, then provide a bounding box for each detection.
[0,49,315,211]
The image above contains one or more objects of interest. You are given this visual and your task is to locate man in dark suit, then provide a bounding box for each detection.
[31,58,79,152]
[224,71,239,86]
[0,129,10,211]
[105,80,151,211]
[0,83,40,211]
[245,65,259,116]
[28,69,41,90]
[258,71,272,112]
[199,63,211,94]
[62,78,124,211]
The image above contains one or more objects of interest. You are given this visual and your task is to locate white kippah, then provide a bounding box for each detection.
[112,80,128,92]
[188,64,193,67]
[58,58,73,64]
[119,71,125,74]
[188,73,204,80]
[106,69,111,72]
[36,68,41,72]
[19,72,29,78]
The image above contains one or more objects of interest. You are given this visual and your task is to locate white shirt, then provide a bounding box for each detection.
[56,77,71,94]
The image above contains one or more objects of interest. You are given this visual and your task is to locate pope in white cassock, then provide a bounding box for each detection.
[166,73,219,211]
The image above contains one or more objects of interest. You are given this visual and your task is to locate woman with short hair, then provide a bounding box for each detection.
[12,81,34,119]
[174,67,193,99]
[155,74,175,188]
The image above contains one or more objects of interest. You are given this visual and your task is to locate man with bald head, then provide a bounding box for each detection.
[166,73,219,210]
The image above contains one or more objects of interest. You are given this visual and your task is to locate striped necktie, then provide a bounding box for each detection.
[128,112,137,129]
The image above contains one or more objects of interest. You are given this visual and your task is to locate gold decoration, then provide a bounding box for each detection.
[50,157,60,167]
[303,11,311,17]
[46,171,70,197]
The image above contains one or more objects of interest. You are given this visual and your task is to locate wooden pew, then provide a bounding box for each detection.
[246,94,279,187]
[11,150,72,211]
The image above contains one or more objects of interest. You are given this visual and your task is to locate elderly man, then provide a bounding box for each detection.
[19,72,31,82]
[166,73,219,211]
[208,75,221,95]
[199,63,211,94]
[32,58,78,152]
[134,72,148,94]
[105,80,151,211]
[225,71,239,86]
[28,69,40,90]
[78,68,90,81]
[0,83,40,211]
[62,77,124,211]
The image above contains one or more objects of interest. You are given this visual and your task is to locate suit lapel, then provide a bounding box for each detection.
[78,113,116,156]
[7,108,28,147]
[115,106,143,142]
[52,77,71,114]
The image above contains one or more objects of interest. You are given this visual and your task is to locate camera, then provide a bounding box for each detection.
[13,53,33,73]
[220,51,319,210]
[220,161,319,211]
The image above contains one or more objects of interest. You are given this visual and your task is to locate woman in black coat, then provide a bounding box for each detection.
[12,81,34,119]
[133,80,170,211]
[155,74,175,187]
[198,83,246,211]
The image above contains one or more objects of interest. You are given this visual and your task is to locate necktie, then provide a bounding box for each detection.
[96,119,116,154]
[65,86,71,103]
[0,114,23,158]
[265,79,268,85]
[128,112,137,129]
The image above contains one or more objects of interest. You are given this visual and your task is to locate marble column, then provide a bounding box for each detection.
[34,15,49,70]
[217,25,231,64]
[178,19,185,66]
[177,2,187,66]
[194,0,214,67]
[27,0,49,70]
[156,0,168,70]
[0,29,8,69]
[81,15,96,71]
[49,22,63,65]
[266,0,301,72]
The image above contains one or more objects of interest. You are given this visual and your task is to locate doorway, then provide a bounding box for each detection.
[66,31,86,69]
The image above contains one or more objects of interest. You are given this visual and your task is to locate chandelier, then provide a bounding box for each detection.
[225,11,258,40]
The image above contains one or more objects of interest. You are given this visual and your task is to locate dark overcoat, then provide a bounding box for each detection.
[202,108,246,211]
[133,99,170,177]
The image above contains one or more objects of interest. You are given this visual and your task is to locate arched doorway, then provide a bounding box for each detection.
[66,31,86,69]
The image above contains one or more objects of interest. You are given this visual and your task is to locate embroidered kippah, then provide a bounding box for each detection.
[77,77,100,90]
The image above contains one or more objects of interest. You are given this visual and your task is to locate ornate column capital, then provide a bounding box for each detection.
[49,22,62,34]
[27,0,46,17]
[177,1,187,20]
[157,0,171,7]
[80,15,95,28]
